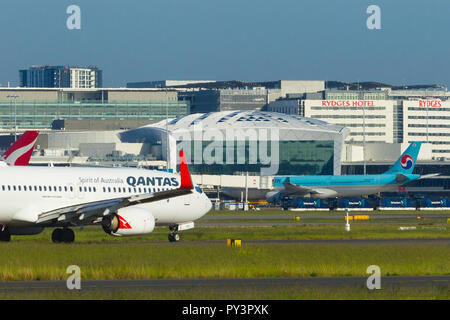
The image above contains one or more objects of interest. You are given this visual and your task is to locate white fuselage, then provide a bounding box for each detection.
[0,166,212,227]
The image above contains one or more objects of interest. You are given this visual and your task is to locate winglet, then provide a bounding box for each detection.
[1,130,39,166]
[179,149,193,189]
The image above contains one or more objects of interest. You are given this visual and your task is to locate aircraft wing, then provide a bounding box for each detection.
[35,188,193,225]
[35,150,194,226]
[282,182,316,196]
[281,182,338,199]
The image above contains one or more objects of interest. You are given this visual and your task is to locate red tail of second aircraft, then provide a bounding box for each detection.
[0,131,39,166]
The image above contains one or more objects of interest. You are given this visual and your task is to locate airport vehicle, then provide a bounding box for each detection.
[0,131,39,166]
[0,150,212,243]
[267,142,436,203]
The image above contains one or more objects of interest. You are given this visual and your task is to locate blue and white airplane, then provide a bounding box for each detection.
[266,142,437,202]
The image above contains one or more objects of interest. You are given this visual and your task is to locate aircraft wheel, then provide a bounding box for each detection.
[62,228,75,243]
[168,233,180,242]
[52,228,63,243]
[0,226,11,242]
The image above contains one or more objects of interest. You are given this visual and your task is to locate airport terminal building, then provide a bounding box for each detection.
[0,88,188,129]
[119,111,349,176]
[265,89,450,159]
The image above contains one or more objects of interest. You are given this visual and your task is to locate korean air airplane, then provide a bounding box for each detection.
[0,150,212,243]
[267,142,436,203]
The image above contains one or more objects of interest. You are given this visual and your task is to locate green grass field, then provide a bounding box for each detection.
[0,241,448,281]
[1,214,448,300]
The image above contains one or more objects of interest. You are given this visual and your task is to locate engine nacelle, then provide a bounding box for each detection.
[311,189,338,199]
[102,207,155,237]
[8,226,44,235]
[265,191,280,203]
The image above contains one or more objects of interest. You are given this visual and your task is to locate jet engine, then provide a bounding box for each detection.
[311,189,338,199]
[101,207,155,236]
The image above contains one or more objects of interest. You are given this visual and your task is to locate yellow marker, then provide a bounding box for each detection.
[447,218,450,224]
[227,239,232,246]
[294,216,300,222]
[233,239,242,247]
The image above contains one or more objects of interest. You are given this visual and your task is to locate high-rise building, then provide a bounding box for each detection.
[19,66,102,88]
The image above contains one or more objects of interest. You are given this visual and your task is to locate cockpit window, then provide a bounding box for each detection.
[195,186,203,194]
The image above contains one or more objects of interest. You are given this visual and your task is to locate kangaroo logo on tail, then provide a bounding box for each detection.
[0,131,39,166]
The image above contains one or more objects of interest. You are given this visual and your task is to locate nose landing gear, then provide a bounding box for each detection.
[168,225,180,242]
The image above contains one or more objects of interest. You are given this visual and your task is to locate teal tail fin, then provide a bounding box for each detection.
[385,142,422,175]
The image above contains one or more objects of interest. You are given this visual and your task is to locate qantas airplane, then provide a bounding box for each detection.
[267,142,438,203]
[0,131,39,166]
[0,150,212,243]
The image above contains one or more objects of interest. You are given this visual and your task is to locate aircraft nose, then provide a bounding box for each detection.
[204,194,212,212]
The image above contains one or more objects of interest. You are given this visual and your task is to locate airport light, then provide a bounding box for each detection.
[6,95,19,142]
[345,208,351,231]
[164,88,170,171]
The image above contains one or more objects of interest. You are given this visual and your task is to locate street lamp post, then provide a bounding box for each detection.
[164,89,170,172]
[6,95,19,142]
[363,101,366,175]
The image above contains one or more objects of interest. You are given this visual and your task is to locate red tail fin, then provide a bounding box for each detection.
[179,149,193,189]
[1,131,39,166]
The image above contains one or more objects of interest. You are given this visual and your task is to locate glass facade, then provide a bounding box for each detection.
[0,101,189,129]
[178,140,334,175]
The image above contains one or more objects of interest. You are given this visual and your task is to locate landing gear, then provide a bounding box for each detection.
[52,228,75,243]
[0,225,11,242]
[168,233,180,242]
[168,226,180,242]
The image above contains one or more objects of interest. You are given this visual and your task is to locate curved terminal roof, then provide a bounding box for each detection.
[149,111,347,134]
[119,110,349,143]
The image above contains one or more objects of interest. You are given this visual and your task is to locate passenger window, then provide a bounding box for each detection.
[43,186,47,191]
[1,186,4,191]
[18,186,21,191]
[39,186,42,191]
[64,186,67,192]
[8,186,11,191]
[88,187,92,192]
[108,187,111,192]
[70,186,73,192]
[93,187,96,192]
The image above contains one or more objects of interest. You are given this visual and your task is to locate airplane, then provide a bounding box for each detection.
[266,142,437,203]
[0,150,212,243]
[0,131,39,166]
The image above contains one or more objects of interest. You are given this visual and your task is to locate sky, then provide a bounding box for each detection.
[0,0,449,88]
